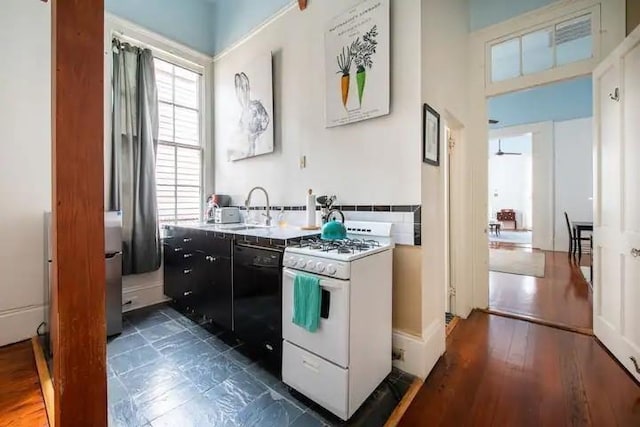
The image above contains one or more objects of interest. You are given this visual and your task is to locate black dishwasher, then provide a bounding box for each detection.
[233,243,284,371]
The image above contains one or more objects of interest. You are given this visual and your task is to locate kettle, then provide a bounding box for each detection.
[321,209,347,240]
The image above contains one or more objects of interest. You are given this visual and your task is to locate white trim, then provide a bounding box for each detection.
[0,305,46,347]
[457,0,626,312]
[392,330,427,378]
[485,4,601,94]
[213,1,298,62]
[122,284,169,313]
[105,13,213,69]
[391,317,444,379]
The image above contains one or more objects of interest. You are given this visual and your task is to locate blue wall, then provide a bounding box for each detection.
[211,0,291,55]
[470,0,558,31]
[105,0,216,54]
[488,76,593,128]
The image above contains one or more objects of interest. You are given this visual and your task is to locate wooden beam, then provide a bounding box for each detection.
[51,0,106,426]
[629,0,640,35]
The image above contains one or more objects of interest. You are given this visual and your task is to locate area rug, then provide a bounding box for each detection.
[489,230,532,245]
[489,249,545,277]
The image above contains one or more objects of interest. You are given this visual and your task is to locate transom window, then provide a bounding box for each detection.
[154,58,203,223]
[490,13,593,83]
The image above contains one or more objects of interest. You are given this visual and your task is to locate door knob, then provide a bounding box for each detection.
[631,248,640,258]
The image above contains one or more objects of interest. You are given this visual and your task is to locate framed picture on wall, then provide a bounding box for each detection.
[422,103,440,166]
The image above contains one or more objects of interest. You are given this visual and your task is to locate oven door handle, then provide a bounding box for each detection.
[283,269,343,289]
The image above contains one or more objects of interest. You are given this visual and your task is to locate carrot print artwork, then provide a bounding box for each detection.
[352,25,379,107]
[336,46,352,109]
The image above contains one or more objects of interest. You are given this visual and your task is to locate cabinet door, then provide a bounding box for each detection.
[200,254,233,330]
[163,240,184,300]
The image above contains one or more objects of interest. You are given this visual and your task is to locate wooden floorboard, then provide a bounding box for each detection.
[399,311,640,427]
[0,341,48,427]
[478,308,594,336]
[489,250,593,330]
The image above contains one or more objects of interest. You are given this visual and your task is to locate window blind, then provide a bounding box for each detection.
[154,58,203,223]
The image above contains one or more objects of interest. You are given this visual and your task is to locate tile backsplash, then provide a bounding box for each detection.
[238,204,422,246]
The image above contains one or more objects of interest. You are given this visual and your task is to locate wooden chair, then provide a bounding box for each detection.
[564,211,590,260]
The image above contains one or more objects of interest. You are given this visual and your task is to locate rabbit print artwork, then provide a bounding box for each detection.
[227,52,274,161]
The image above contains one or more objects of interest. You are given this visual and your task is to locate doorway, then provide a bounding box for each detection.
[484,78,594,332]
[487,132,533,248]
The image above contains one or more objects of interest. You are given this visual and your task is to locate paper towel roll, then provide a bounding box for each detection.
[306,189,316,228]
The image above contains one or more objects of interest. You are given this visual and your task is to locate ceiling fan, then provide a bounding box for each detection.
[495,139,522,156]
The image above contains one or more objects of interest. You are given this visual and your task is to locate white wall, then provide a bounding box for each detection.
[0,0,51,346]
[488,135,533,229]
[420,0,469,376]
[213,0,422,206]
[490,123,555,251]
[554,117,593,251]
[489,118,593,252]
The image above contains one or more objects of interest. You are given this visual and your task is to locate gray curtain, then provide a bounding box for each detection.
[109,40,161,275]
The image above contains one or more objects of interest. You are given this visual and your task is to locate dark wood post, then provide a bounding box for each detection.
[51,0,107,425]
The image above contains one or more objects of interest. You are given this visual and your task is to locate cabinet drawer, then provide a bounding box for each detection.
[282,341,348,420]
[197,231,233,257]
[164,227,198,251]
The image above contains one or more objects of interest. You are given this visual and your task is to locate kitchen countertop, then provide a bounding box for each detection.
[162,222,320,244]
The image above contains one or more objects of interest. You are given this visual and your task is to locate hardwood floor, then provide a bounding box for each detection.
[399,311,640,426]
[0,341,48,427]
[489,249,592,330]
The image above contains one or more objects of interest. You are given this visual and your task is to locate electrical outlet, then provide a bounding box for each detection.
[392,347,405,361]
[299,155,307,169]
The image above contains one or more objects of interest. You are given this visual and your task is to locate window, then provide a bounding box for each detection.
[490,13,593,83]
[154,58,203,223]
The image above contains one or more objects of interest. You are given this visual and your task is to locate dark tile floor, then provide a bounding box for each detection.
[108,304,414,427]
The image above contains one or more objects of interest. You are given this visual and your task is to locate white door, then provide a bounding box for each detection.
[593,27,640,382]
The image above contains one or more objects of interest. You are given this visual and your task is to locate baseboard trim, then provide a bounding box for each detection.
[31,337,54,427]
[122,284,169,313]
[446,316,461,337]
[421,318,445,378]
[0,305,45,347]
[392,318,445,379]
[383,378,424,427]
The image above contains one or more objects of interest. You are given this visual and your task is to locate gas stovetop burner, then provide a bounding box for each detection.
[296,237,382,254]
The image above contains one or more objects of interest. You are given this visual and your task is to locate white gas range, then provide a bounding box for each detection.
[281,221,394,420]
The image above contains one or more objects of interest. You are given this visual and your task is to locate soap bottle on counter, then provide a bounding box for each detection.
[277,207,287,228]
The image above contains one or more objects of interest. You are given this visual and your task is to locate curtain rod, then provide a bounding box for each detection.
[111,30,203,70]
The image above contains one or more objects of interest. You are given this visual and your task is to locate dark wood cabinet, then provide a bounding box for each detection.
[163,227,233,329]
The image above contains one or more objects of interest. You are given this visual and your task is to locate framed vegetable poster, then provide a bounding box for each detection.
[324,0,390,128]
[423,103,440,166]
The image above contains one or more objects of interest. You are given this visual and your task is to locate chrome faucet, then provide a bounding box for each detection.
[245,186,272,226]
